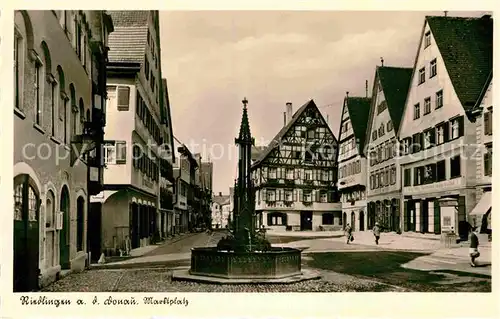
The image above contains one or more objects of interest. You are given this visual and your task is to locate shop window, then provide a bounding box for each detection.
[322,213,334,225]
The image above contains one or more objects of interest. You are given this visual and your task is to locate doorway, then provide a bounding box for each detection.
[88,202,102,263]
[351,212,356,231]
[59,186,70,269]
[300,211,313,231]
[359,211,365,231]
[13,174,40,292]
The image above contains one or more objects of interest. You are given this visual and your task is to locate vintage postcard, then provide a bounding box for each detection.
[0,1,498,318]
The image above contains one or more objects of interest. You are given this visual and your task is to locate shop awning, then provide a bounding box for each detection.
[470,192,492,216]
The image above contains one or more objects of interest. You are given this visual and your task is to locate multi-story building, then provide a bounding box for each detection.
[468,73,492,238]
[212,192,230,229]
[337,94,371,231]
[174,145,198,233]
[365,66,412,232]
[13,10,113,291]
[158,78,175,239]
[200,161,214,228]
[252,100,341,231]
[398,15,493,240]
[92,11,167,256]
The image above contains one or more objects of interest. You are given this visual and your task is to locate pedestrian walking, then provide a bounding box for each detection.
[373,222,381,245]
[345,224,353,244]
[469,227,480,267]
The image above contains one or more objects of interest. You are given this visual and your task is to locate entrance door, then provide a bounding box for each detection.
[59,186,70,268]
[351,212,356,231]
[88,203,102,263]
[130,203,139,249]
[300,211,313,231]
[13,174,40,292]
[359,211,365,231]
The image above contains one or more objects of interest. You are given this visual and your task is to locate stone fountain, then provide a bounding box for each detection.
[172,98,320,284]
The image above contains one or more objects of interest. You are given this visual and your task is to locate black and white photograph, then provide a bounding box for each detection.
[9,8,494,297]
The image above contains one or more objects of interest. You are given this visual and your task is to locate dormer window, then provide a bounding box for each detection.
[424,31,431,48]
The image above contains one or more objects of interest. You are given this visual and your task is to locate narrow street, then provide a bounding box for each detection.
[41,232,491,292]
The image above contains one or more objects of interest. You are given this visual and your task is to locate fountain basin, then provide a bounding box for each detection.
[189,247,301,279]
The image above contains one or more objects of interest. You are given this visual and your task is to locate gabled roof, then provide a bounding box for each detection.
[213,195,230,206]
[107,11,150,64]
[343,97,371,152]
[377,66,413,132]
[251,99,337,167]
[426,15,493,111]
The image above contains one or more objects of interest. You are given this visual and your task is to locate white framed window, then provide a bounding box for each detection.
[436,90,443,109]
[304,170,312,180]
[430,59,437,77]
[104,143,116,165]
[414,103,420,120]
[266,189,276,202]
[423,131,431,149]
[419,67,425,84]
[424,97,431,115]
[320,192,327,203]
[436,125,444,144]
[268,167,277,179]
[303,191,312,202]
[402,139,410,155]
[424,31,431,48]
[285,191,292,202]
[451,118,460,139]
[285,168,294,180]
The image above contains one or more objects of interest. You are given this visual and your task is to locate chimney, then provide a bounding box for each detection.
[482,14,491,19]
[219,192,222,196]
[285,102,293,125]
[283,111,287,126]
[444,11,448,17]
[366,80,368,98]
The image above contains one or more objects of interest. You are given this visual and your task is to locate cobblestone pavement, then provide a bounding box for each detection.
[41,267,403,292]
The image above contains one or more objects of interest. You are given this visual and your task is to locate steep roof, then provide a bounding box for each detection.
[426,15,493,111]
[251,99,337,167]
[377,66,413,132]
[251,146,266,162]
[107,11,150,64]
[344,97,371,152]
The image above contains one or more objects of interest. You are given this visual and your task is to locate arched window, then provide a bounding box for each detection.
[70,84,77,137]
[14,11,34,113]
[57,66,68,143]
[79,98,85,134]
[45,190,56,267]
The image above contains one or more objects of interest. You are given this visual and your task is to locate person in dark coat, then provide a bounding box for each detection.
[373,222,381,245]
[469,227,480,267]
[345,224,353,244]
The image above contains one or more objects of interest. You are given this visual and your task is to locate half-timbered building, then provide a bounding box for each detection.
[337,95,371,231]
[365,66,412,232]
[252,100,341,231]
[398,15,493,240]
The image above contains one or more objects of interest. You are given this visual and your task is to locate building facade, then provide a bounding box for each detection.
[13,10,113,291]
[91,11,167,257]
[174,146,198,233]
[398,15,493,240]
[212,192,230,229]
[469,74,492,238]
[337,95,371,231]
[158,78,175,239]
[252,100,341,231]
[365,66,412,232]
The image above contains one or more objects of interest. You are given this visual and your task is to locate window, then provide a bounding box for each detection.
[390,165,396,185]
[63,98,68,144]
[419,67,425,84]
[377,100,387,114]
[436,125,444,145]
[320,191,327,203]
[115,141,127,164]
[423,129,435,149]
[145,57,150,80]
[484,145,492,176]
[35,61,42,125]
[76,23,82,59]
[104,143,116,165]
[412,133,422,153]
[285,168,294,180]
[430,59,437,78]
[424,31,431,48]
[304,170,312,180]
[267,212,286,226]
[284,191,292,202]
[379,123,385,136]
[117,86,130,111]
[387,120,393,132]
[322,213,334,225]
[436,160,446,181]
[414,167,423,185]
[51,81,56,136]
[424,97,431,115]
[414,103,420,120]
[268,167,277,179]
[266,189,276,202]
[404,168,411,186]
[450,116,464,140]
[450,156,461,179]
[402,138,410,155]
[424,164,436,184]
[372,130,377,141]
[303,191,312,202]
[14,29,23,110]
[434,90,444,109]
[484,111,493,135]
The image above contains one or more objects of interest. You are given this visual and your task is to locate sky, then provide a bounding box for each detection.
[159,10,490,195]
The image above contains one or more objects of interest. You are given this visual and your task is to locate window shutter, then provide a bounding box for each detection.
[484,112,491,135]
[413,167,419,185]
[443,122,450,142]
[117,86,130,111]
[458,115,465,137]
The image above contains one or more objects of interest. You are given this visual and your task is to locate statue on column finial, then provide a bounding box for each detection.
[242,97,248,109]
